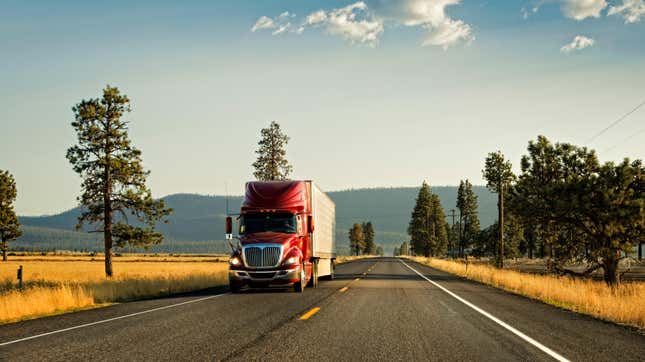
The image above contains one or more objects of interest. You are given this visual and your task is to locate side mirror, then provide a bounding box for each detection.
[307,215,314,234]
[225,216,233,239]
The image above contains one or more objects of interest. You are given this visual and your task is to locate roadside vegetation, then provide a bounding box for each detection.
[404,135,644,286]
[348,221,384,256]
[0,170,22,261]
[66,85,172,277]
[0,255,228,323]
[409,257,645,329]
[335,255,377,264]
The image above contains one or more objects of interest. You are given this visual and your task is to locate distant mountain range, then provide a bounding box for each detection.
[16,186,497,255]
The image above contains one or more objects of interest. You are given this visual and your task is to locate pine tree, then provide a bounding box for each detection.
[456,179,480,257]
[0,170,22,261]
[407,182,448,257]
[252,121,293,181]
[428,194,448,257]
[408,182,433,257]
[348,223,365,256]
[399,241,409,256]
[66,86,172,277]
[362,221,375,254]
[504,214,524,259]
[483,151,515,268]
[510,136,645,285]
[375,245,384,256]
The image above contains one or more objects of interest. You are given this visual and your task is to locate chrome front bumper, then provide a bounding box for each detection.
[229,267,300,283]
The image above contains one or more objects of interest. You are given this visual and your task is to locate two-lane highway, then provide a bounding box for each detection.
[1,258,644,361]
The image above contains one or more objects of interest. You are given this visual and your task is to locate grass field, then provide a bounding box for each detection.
[410,257,645,330]
[0,254,229,324]
[335,255,377,263]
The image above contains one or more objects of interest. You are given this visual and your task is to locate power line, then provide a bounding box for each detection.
[585,99,645,144]
[602,126,645,154]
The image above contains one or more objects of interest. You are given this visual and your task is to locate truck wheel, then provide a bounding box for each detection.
[293,264,305,293]
[329,260,335,280]
[230,279,242,293]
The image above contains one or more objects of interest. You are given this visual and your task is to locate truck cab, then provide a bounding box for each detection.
[226,180,335,293]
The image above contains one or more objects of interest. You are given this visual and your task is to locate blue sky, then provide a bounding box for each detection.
[1,0,644,215]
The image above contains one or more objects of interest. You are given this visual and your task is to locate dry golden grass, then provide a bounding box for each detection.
[0,258,228,324]
[336,255,377,263]
[8,254,229,263]
[409,257,645,329]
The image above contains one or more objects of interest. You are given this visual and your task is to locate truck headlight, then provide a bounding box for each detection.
[284,256,299,265]
[229,257,241,266]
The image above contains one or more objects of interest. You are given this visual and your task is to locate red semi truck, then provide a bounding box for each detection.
[225,180,336,293]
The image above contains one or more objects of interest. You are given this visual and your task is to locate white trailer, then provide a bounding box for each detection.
[308,181,336,281]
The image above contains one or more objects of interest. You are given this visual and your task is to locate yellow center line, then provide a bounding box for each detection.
[339,286,348,292]
[299,307,321,320]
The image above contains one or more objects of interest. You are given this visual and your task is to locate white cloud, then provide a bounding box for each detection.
[373,0,474,49]
[289,2,384,46]
[272,24,291,35]
[608,0,645,23]
[250,11,295,35]
[251,16,274,32]
[521,2,542,19]
[251,0,473,49]
[421,18,473,49]
[561,0,607,20]
[324,2,384,46]
[305,10,328,26]
[560,35,595,53]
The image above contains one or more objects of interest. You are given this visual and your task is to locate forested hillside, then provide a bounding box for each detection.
[17,186,496,255]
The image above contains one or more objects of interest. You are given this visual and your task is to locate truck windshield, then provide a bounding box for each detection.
[240,213,297,234]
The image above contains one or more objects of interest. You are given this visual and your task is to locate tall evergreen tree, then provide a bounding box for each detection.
[429,194,449,256]
[67,86,172,277]
[252,121,293,181]
[0,170,22,261]
[399,241,409,256]
[408,182,448,257]
[362,221,375,254]
[521,218,539,259]
[483,151,515,268]
[348,223,365,256]
[408,182,433,257]
[375,245,384,256]
[504,215,524,259]
[510,136,644,285]
[456,179,480,257]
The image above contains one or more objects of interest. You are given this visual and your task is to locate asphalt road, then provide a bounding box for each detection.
[1,257,643,361]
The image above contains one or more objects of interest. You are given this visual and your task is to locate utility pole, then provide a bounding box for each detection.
[499,183,505,269]
[639,242,642,260]
[458,209,463,258]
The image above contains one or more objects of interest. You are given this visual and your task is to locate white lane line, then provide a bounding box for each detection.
[399,260,569,362]
[0,292,230,347]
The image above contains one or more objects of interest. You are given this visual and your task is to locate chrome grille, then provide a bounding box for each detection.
[244,246,281,267]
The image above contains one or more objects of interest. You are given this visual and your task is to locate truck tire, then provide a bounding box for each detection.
[293,263,305,293]
[329,259,335,280]
[230,279,242,293]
